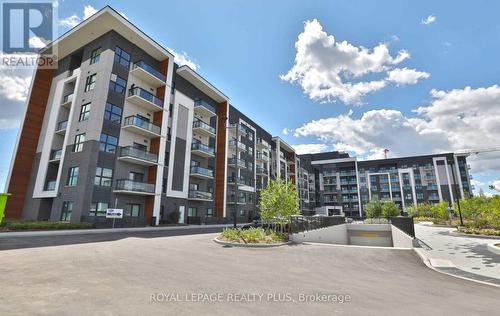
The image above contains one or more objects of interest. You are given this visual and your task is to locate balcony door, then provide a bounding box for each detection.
[129,171,144,182]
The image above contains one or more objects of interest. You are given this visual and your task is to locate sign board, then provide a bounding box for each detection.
[106,208,124,219]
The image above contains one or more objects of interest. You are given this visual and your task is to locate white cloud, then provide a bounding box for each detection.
[83,5,98,20]
[292,144,328,155]
[59,5,99,29]
[386,67,430,86]
[282,128,290,135]
[0,73,31,102]
[293,85,500,173]
[167,47,199,71]
[29,36,49,49]
[281,19,427,105]
[491,180,500,190]
[421,15,436,25]
[59,15,80,28]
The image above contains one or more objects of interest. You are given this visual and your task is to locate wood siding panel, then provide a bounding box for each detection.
[5,69,54,218]
[214,101,228,217]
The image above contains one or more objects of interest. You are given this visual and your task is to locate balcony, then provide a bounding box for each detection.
[256,138,270,148]
[228,157,246,169]
[228,139,246,152]
[127,87,164,111]
[228,176,253,187]
[190,166,214,179]
[339,171,357,176]
[427,185,439,190]
[49,149,62,162]
[256,151,268,161]
[55,120,67,135]
[194,99,216,117]
[130,61,166,87]
[122,116,161,138]
[228,123,247,136]
[114,179,155,195]
[191,142,215,158]
[61,93,73,107]
[117,146,158,166]
[256,166,268,176]
[227,196,246,204]
[192,120,216,137]
[188,190,213,201]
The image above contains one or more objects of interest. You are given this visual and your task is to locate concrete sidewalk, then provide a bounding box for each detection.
[415,223,500,286]
[0,223,242,238]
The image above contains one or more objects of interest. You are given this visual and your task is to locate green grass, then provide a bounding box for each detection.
[0,220,93,231]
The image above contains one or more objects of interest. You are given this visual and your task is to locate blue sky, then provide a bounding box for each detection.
[1,0,499,194]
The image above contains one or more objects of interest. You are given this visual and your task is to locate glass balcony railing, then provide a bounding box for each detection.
[190,166,214,177]
[56,120,68,131]
[228,139,246,151]
[191,142,215,155]
[228,176,253,186]
[118,146,158,163]
[123,116,161,135]
[115,179,155,194]
[256,138,270,147]
[50,149,62,160]
[62,93,73,104]
[188,190,213,200]
[132,61,166,82]
[256,166,268,174]
[193,120,216,134]
[194,99,216,114]
[45,180,56,191]
[128,87,164,108]
[228,157,246,168]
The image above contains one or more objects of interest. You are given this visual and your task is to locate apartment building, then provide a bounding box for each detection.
[4,6,472,226]
[298,152,473,218]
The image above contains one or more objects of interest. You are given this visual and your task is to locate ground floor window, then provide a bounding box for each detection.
[239,209,246,217]
[89,202,108,216]
[125,204,141,217]
[61,201,73,221]
[206,208,213,217]
[188,207,197,217]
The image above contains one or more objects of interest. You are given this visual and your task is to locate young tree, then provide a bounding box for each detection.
[382,201,400,218]
[258,179,300,221]
[365,200,383,218]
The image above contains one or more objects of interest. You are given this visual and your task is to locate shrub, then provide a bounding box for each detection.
[220,227,285,243]
[168,210,180,224]
[382,201,400,218]
[431,201,450,221]
[221,228,241,242]
[259,179,300,222]
[365,200,383,218]
[240,227,265,243]
[2,220,93,230]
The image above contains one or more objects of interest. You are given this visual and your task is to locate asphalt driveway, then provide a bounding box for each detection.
[1,233,499,315]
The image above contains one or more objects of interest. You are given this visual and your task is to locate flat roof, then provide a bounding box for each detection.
[176,65,229,103]
[42,6,173,61]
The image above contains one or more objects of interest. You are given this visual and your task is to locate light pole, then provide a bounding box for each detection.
[226,119,239,228]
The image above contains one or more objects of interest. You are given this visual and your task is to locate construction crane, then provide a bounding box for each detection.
[456,146,500,156]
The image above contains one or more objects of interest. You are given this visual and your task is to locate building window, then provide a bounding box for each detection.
[84,73,96,92]
[67,166,79,186]
[109,73,127,94]
[73,133,85,152]
[79,103,91,121]
[125,204,140,217]
[94,167,113,187]
[99,133,118,153]
[114,46,130,67]
[206,208,213,217]
[89,202,108,216]
[188,207,197,217]
[61,201,73,222]
[104,102,122,123]
[90,47,102,64]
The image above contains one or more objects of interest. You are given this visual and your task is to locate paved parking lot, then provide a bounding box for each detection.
[1,233,499,315]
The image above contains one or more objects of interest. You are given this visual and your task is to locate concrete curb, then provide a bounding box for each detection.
[212,236,287,248]
[449,230,500,240]
[414,248,500,288]
[0,224,238,238]
[487,243,500,256]
[299,241,414,250]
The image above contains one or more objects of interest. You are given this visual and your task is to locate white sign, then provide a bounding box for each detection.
[106,208,124,219]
